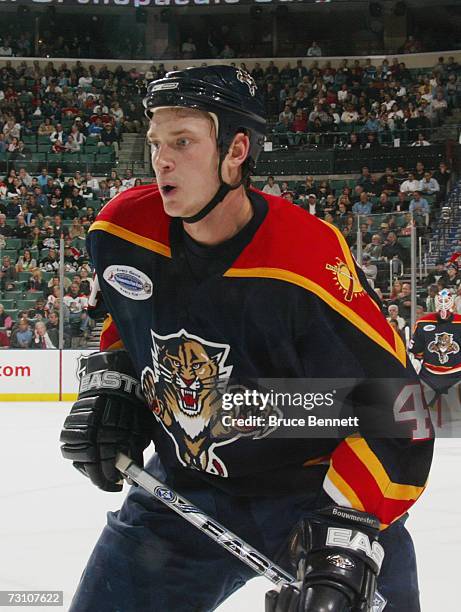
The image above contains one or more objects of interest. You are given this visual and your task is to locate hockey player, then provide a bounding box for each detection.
[409,288,461,396]
[60,66,433,612]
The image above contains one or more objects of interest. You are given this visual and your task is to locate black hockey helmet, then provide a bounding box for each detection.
[143,65,266,223]
[143,64,266,171]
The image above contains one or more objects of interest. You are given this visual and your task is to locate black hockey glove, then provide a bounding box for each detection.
[60,350,154,492]
[266,507,384,612]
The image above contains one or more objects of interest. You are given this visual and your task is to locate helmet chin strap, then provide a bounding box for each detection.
[181,150,246,225]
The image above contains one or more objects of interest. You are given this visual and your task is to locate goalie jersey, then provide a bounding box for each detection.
[87,184,433,528]
[409,312,461,392]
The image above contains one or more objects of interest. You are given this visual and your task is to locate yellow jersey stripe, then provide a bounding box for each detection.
[224,266,406,367]
[346,437,426,501]
[89,220,171,258]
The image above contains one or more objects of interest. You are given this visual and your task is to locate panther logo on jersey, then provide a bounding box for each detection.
[141,329,276,477]
[428,332,460,364]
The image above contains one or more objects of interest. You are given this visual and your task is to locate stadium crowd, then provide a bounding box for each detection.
[260,55,461,146]
[0,56,460,349]
[0,166,140,349]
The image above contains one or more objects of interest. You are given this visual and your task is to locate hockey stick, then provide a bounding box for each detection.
[115,452,296,587]
[115,454,387,611]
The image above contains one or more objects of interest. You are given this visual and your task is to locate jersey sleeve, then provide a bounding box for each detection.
[408,322,425,359]
[316,268,433,528]
[86,231,124,352]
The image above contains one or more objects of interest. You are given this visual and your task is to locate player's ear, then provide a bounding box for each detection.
[222,132,250,183]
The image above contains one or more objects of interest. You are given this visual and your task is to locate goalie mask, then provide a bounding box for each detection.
[143,65,266,224]
[435,289,455,320]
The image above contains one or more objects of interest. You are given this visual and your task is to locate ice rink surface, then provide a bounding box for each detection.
[0,402,458,611]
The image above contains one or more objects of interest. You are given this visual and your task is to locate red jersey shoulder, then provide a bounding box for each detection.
[415,313,439,326]
[234,190,406,365]
[94,184,170,246]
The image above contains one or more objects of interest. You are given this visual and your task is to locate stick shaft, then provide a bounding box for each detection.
[115,453,295,586]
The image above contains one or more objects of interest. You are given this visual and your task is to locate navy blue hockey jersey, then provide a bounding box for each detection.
[87,184,433,528]
[409,312,461,392]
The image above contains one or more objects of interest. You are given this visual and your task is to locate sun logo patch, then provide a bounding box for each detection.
[325,258,365,302]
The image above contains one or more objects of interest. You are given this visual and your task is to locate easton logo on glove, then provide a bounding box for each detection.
[326,527,385,570]
[80,370,144,403]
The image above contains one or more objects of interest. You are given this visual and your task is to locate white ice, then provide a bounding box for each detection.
[0,403,457,611]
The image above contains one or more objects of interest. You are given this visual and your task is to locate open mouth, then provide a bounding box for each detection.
[180,389,199,414]
[161,185,177,196]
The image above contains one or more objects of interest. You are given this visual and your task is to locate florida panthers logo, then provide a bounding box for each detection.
[236,68,257,97]
[428,332,460,364]
[141,329,276,477]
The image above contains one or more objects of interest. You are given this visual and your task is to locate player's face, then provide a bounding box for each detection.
[147,108,220,218]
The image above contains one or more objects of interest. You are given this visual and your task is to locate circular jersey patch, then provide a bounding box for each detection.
[103,265,153,300]
[423,325,436,331]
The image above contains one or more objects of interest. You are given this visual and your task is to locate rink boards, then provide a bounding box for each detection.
[1,350,460,434]
[0,350,94,401]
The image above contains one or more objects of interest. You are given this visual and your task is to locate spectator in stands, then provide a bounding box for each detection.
[69,218,85,240]
[434,161,451,199]
[64,134,80,154]
[50,123,66,146]
[387,304,407,331]
[419,171,440,196]
[363,234,383,259]
[9,318,32,348]
[79,268,93,296]
[425,285,438,313]
[6,195,21,219]
[0,213,12,237]
[425,260,449,287]
[63,282,89,339]
[38,118,54,137]
[99,123,118,154]
[431,90,448,124]
[307,41,322,57]
[356,166,374,192]
[27,269,47,293]
[14,214,30,241]
[3,117,21,142]
[279,104,294,124]
[262,176,282,197]
[409,191,430,215]
[37,169,52,189]
[393,282,412,322]
[0,303,13,330]
[121,170,135,190]
[382,231,407,263]
[0,255,16,291]
[361,254,377,287]
[15,248,37,273]
[400,172,420,195]
[380,174,400,196]
[181,37,197,60]
[218,44,235,60]
[411,133,430,146]
[30,320,58,349]
[372,193,392,214]
[446,263,461,290]
[61,197,78,220]
[352,192,372,215]
[39,247,59,272]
